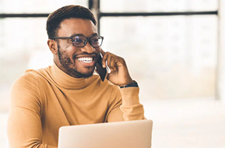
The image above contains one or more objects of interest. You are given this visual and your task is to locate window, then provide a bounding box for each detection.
[0,1,88,146]
[99,0,218,99]
[100,0,218,12]
[101,15,217,99]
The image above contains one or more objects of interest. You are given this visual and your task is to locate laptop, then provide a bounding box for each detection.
[58,120,153,148]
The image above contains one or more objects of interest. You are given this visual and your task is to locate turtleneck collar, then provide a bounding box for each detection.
[49,62,95,90]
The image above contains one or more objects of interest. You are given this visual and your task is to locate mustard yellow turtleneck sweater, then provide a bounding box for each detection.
[7,63,145,148]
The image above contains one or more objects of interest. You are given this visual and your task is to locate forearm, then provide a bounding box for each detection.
[7,107,57,148]
[106,86,145,122]
[120,87,140,106]
[120,87,145,120]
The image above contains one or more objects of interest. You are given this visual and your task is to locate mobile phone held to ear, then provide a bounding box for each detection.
[96,53,107,81]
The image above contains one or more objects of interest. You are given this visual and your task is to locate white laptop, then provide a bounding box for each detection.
[58,120,153,148]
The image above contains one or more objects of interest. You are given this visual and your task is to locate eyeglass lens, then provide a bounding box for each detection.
[71,36,103,47]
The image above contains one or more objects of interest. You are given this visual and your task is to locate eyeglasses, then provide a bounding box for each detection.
[53,35,104,48]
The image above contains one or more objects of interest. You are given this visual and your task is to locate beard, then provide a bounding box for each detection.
[57,44,95,78]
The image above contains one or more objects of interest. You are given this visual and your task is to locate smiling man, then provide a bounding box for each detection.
[7,5,145,148]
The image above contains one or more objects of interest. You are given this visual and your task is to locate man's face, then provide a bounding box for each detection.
[55,18,100,78]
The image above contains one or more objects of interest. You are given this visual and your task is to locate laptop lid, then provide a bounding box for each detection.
[58,120,153,148]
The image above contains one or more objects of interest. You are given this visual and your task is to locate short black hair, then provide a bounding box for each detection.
[46,5,96,39]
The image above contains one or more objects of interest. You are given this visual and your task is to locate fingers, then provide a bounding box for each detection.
[101,51,108,68]
[107,55,117,72]
[101,51,118,72]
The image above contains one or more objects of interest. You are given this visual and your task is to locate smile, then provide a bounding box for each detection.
[77,57,94,63]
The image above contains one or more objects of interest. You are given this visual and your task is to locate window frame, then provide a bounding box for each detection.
[0,0,220,99]
[0,0,218,33]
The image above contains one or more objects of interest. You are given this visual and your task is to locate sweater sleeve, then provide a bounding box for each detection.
[120,87,145,121]
[7,73,57,148]
[106,86,145,122]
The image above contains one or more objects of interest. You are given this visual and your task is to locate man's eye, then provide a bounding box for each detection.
[91,38,99,43]
[74,38,83,43]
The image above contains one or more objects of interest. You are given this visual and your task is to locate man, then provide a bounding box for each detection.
[7,5,145,148]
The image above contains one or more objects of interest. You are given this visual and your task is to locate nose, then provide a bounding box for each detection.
[80,41,96,53]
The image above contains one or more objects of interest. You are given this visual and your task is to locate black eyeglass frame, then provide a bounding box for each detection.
[53,35,104,48]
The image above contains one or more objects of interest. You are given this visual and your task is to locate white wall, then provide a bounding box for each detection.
[217,0,225,103]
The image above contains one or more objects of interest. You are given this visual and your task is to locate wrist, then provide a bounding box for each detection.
[120,80,138,88]
[118,78,133,87]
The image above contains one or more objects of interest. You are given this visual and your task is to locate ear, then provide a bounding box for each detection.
[47,39,58,54]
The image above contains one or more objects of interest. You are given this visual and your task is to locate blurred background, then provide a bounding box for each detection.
[0,0,225,147]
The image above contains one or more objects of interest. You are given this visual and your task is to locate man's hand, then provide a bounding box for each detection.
[101,49,133,86]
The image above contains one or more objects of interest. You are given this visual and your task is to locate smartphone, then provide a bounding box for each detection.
[96,53,107,81]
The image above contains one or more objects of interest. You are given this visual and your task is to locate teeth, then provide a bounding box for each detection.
[78,57,93,63]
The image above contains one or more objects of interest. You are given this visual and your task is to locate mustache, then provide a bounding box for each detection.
[73,52,99,59]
